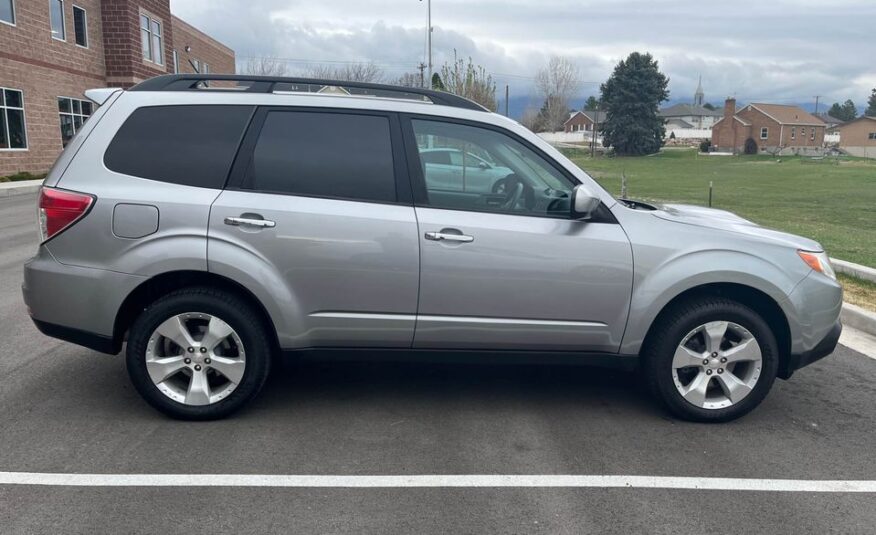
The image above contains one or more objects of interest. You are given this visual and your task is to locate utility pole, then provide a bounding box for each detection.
[417,63,427,88]
[504,84,509,117]
[590,103,600,158]
[420,0,432,83]
[814,95,821,115]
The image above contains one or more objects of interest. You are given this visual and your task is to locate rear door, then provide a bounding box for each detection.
[403,116,633,353]
[208,108,420,349]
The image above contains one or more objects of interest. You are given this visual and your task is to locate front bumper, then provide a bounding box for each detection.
[778,319,842,379]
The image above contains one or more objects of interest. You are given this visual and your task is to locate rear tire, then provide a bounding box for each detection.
[126,287,272,420]
[643,297,779,422]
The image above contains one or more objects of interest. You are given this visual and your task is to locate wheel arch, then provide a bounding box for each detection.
[113,270,281,354]
[638,282,792,376]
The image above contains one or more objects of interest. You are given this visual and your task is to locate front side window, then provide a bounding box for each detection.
[140,14,163,65]
[0,87,28,150]
[50,0,65,40]
[244,111,396,203]
[57,97,92,147]
[760,127,768,139]
[1,0,15,25]
[72,5,86,47]
[412,119,574,218]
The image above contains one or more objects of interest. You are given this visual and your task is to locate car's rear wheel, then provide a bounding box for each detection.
[126,287,272,420]
[643,297,779,422]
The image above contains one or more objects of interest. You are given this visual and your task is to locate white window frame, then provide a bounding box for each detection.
[0,87,28,151]
[71,4,87,48]
[50,0,66,41]
[760,127,768,139]
[811,128,816,141]
[57,96,93,147]
[790,126,795,140]
[140,12,163,65]
[800,127,806,139]
[1,0,15,26]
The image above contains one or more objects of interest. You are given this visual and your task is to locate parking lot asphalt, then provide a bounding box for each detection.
[2,193,876,534]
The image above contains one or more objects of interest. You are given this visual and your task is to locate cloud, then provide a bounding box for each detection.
[171,0,876,107]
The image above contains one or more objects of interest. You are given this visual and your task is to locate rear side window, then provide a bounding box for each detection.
[243,111,396,203]
[104,105,253,188]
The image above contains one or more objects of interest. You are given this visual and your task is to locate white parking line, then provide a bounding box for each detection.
[1,473,875,492]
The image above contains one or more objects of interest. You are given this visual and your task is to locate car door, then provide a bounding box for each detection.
[208,107,420,349]
[403,116,633,352]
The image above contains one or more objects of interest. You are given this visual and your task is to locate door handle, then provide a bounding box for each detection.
[224,216,276,228]
[425,231,474,243]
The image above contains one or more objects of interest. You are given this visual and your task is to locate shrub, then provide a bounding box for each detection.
[1,171,47,182]
[699,140,711,153]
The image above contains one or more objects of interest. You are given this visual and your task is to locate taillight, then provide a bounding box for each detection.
[38,187,95,243]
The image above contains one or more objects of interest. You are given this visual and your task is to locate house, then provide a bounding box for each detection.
[0,0,235,175]
[832,116,876,158]
[563,110,607,133]
[659,103,723,129]
[711,98,826,155]
[814,113,844,129]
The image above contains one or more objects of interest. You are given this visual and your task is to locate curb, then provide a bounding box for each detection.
[831,258,876,284]
[0,179,43,198]
[842,303,876,338]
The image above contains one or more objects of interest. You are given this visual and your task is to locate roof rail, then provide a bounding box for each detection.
[129,74,490,112]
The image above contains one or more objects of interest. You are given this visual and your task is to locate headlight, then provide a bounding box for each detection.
[797,250,836,280]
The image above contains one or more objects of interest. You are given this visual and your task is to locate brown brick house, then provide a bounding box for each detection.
[563,110,607,133]
[0,0,234,175]
[711,98,825,155]
[832,115,876,159]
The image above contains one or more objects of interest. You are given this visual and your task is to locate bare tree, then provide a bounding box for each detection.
[438,50,497,111]
[534,56,580,132]
[394,72,423,88]
[306,62,385,83]
[243,56,289,76]
[519,106,541,132]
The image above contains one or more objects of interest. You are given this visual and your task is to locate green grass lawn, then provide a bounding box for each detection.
[563,148,876,267]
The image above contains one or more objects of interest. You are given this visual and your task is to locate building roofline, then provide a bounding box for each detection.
[748,103,824,126]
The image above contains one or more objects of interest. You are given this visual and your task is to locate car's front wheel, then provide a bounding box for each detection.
[126,287,272,420]
[643,297,779,422]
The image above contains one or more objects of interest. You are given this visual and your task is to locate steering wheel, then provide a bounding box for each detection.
[493,174,532,211]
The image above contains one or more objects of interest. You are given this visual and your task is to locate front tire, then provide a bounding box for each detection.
[126,287,272,420]
[643,297,779,422]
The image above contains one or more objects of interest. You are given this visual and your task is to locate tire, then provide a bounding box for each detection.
[126,287,272,420]
[642,297,779,423]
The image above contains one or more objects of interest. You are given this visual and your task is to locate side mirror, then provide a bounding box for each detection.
[572,185,601,220]
[477,161,490,170]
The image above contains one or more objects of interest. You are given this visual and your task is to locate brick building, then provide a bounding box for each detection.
[0,0,234,175]
[711,98,825,155]
[563,110,606,133]
[832,116,876,159]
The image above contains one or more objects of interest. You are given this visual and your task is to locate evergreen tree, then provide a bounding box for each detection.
[702,102,716,111]
[583,96,600,111]
[828,100,857,122]
[431,73,445,91]
[866,88,876,117]
[599,52,669,155]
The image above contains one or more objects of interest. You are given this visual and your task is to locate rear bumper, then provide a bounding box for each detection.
[31,319,120,354]
[779,320,842,379]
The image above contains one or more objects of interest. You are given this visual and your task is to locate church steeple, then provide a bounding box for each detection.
[694,75,704,106]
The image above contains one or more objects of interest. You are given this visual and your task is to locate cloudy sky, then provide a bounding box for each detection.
[173,0,875,112]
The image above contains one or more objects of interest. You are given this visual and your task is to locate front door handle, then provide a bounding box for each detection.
[224,216,276,229]
[425,230,474,243]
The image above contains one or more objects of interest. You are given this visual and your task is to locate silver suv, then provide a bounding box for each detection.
[23,74,843,422]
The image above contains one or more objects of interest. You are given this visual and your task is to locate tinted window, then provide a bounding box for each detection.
[244,111,396,203]
[105,105,253,188]
[412,119,574,217]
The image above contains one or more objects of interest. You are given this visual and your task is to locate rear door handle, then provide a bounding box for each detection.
[425,231,474,243]
[224,216,276,228]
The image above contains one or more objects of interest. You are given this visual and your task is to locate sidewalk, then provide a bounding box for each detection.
[0,179,43,198]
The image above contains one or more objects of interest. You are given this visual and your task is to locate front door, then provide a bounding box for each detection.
[405,117,633,352]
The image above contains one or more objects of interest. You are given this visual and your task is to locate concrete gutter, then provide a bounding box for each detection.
[0,179,43,198]
[842,303,876,338]
[832,258,876,284]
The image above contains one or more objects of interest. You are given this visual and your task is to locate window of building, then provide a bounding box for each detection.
[50,0,65,41]
[104,105,254,188]
[140,14,163,65]
[811,128,816,141]
[0,87,28,150]
[72,5,86,47]
[244,111,397,203]
[790,127,796,140]
[1,0,15,25]
[57,97,92,147]
[203,63,209,74]
[869,132,876,140]
[800,127,806,139]
[760,127,768,139]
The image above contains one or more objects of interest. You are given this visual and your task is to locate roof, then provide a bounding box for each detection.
[564,110,607,125]
[831,115,876,131]
[665,118,695,128]
[813,113,844,126]
[659,103,722,117]
[747,103,824,126]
